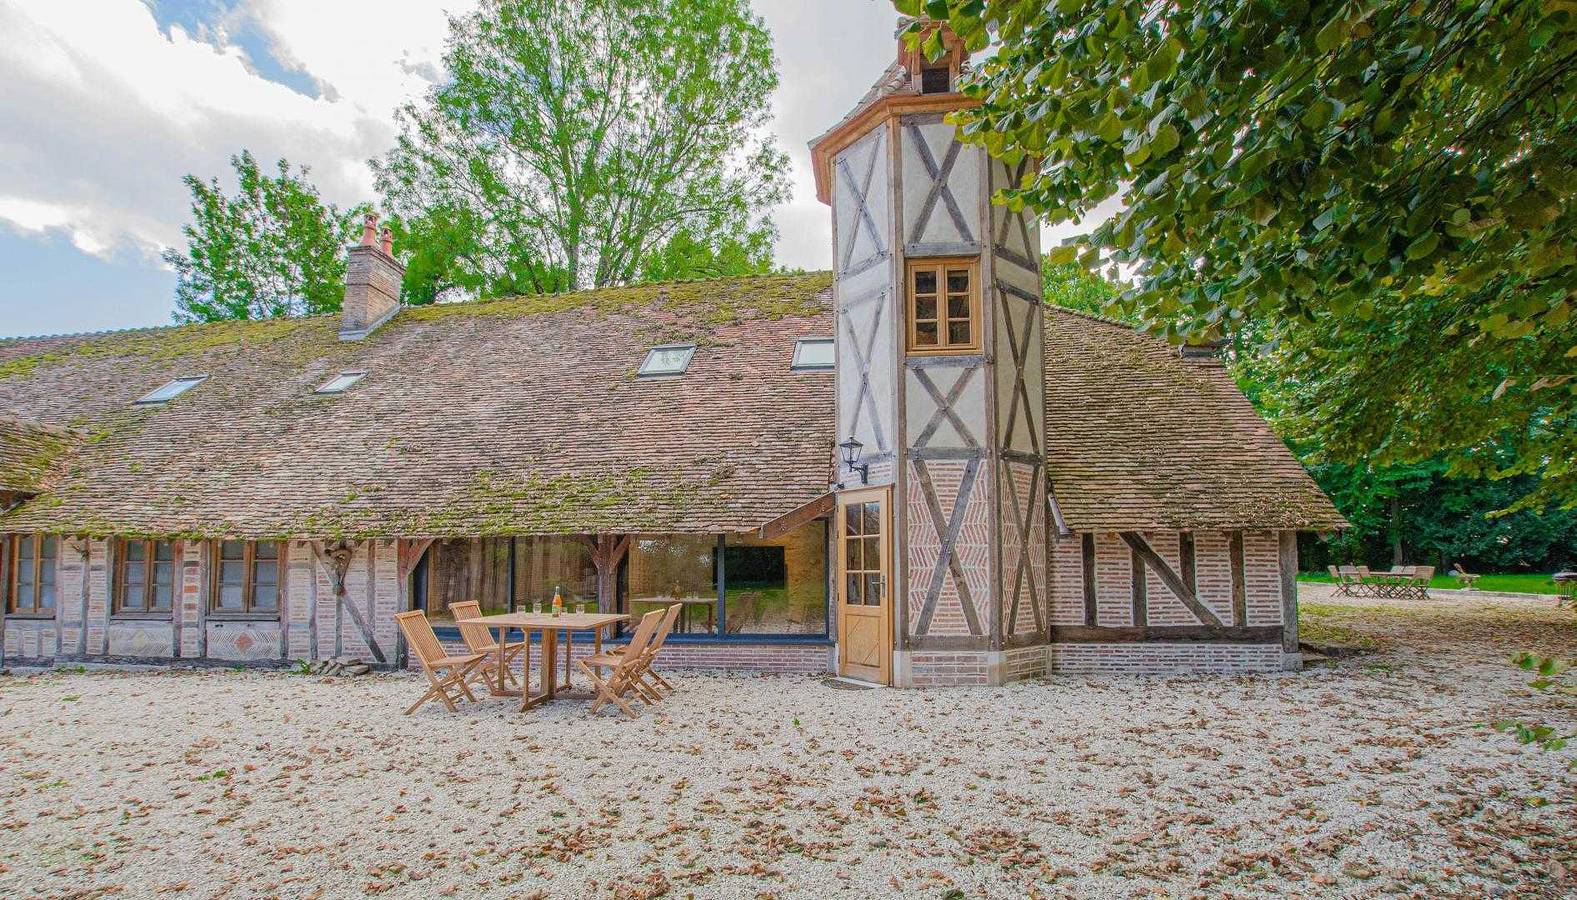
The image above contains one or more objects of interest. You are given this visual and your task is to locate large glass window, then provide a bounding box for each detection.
[411,529,831,640]
[210,540,280,615]
[5,535,56,616]
[625,536,717,634]
[725,523,828,635]
[513,537,596,610]
[419,537,595,624]
[115,539,176,614]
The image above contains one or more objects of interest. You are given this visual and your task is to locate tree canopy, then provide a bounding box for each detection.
[375,0,788,298]
[900,0,1577,510]
[163,151,367,322]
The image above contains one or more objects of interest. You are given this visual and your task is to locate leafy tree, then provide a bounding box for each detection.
[898,1,1577,510]
[164,151,368,322]
[375,0,789,296]
[637,226,777,284]
[389,208,571,305]
[1041,260,1134,322]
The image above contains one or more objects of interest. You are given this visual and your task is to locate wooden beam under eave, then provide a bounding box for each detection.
[757,493,834,540]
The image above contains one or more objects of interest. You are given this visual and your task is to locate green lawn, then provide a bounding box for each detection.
[1298,571,1563,595]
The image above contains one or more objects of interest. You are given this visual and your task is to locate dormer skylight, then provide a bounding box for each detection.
[135,375,207,405]
[315,371,368,395]
[638,344,696,377]
[791,338,835,371]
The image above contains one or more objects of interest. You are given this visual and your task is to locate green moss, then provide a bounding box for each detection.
[0,422,79,494]
[0,316,330,382]
[399,272,832,334]
[288,466,725,540]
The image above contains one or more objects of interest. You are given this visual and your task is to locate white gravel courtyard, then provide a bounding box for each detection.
[3,586,1575,899]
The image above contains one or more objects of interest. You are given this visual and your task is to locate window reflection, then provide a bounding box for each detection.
[726,522,827,635]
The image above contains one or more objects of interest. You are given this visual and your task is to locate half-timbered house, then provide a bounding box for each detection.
[0,21,1343,686]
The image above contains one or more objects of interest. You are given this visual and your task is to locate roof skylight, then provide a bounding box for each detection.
[315,371,368,395]
[135,375,208,405]
[791,338,835,371]
[638,344,696,377]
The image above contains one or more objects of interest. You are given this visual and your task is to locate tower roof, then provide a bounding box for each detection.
[808,20,976,205]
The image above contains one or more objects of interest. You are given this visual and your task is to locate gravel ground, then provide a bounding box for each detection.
[2,586,1575,899]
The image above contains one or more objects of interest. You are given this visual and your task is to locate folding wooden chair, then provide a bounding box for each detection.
[578,609,664,719]
[626,602,681,697]
[395,610,485,715]
[449,600,527,691]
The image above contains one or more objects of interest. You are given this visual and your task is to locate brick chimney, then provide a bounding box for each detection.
[339,212,404,341]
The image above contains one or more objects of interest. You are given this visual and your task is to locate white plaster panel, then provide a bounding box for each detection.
[832,128,890,275]
[206,621,281,661]
[901,120,980,248]
[108,621,174,658]
[904,365,987,450]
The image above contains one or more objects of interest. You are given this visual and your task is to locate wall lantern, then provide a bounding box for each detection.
[839,436,869,485]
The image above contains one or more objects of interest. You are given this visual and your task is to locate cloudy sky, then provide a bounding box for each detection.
[0,0,928,338]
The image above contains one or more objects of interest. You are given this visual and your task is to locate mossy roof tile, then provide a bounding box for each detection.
[1043,307,1346,532]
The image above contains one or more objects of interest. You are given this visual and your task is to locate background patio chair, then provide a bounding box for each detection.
[1328,565,1352,596]
[1338,565,1370,597]
[1410,566,1435,600]
[1449,565,1481,590]
[394,610,485,715]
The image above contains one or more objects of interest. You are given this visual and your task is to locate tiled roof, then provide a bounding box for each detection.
[0,272,1341,538]
[1043,307,1347,532]
[0,274,838,539]
[0,416,78,496]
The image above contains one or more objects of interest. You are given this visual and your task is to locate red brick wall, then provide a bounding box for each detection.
[905,651,991,687]
[1049,642,1284,674]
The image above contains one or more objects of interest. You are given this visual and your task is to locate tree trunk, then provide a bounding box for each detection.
[587,534,630,614]
[1389,496,1404,567]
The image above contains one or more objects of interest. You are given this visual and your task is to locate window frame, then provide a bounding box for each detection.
[637,343,697,378]
[791,338,836,371]
[314,371,368,395]
[207,540,283,618]
[135,375,208,405]
[905,257,981,354]
[113,539,178,617]
[5,534,58,617]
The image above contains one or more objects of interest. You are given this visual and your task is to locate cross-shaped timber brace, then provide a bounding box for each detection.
[311,539,385,663]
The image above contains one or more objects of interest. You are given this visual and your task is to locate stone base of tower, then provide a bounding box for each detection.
[1047,642,1297,675]
[892,645,1051,687]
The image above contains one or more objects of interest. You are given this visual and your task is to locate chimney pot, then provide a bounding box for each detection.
[379,226,393,256]
[361,212,379,247]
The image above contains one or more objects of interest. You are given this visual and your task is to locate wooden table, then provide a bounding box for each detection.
[456,612,627,710]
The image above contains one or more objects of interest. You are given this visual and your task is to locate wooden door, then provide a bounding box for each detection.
[837,489,891,684]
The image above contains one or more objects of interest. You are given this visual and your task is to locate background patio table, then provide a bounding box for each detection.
[629,596,715,634]
[456,612,627,709]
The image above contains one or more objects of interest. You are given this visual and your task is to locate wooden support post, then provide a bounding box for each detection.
[1229,531,1247,627]
[1279,531,1299,653]
[1081,533,1096,627]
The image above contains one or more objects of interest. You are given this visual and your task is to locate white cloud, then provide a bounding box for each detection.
[0,0,448,262]
[0,0,929,293]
